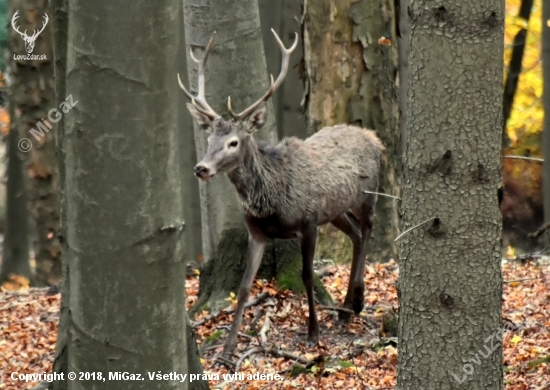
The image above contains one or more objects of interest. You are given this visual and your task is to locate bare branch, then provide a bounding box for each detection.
[503,155,543,162]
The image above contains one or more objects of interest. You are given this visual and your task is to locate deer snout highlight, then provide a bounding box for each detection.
[194,163,214,180]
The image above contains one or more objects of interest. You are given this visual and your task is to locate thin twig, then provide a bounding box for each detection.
[236,347,263,372]
[504,277,540,284]
[363,190,402,200]
[503,155,543,162]
[215,355,236,370]
[193,291,270,327]
[259,311,271,344]
[318,305,355,315]
[394,217,436,242]
[266,347,310,365]
[528,223,550,239]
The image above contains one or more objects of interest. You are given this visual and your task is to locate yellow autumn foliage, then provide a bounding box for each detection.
[504,0,543,145]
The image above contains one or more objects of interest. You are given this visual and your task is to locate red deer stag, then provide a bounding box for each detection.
[178,30,384,355]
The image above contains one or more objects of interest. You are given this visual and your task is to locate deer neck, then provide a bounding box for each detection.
[227,137,282,218]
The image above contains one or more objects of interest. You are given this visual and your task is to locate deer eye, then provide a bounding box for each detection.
[229,140,238,148]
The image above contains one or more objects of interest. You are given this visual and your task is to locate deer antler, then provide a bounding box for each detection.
[177,32,220,119]
[30,14,49,39]
[11,11,27,39]
[227,29,298,121]
[11,11,48,39]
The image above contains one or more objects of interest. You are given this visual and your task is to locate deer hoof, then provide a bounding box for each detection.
[352,300,364,315]
[306,332,319,348]
[338,311,351,324]
[306,339,318,348]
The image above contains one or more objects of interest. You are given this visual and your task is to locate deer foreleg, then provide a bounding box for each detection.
[301,224,320,348]
[223,232,266,356]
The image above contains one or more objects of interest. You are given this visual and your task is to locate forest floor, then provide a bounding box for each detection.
[1,257,549,390]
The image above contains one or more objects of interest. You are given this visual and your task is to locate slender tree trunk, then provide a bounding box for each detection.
[49,0,68,387]
[0,103,31,284]
[502,0,534,149]
[398,2,504,389]
[398,0,409,159]
[543,0,550,223]
[178,0,202,270]
[176,8,208,390]
[9,0,61,287]
[184,0,331,313]
[302,0,400,263]
[51,1,199,389]
[0,0,35,285]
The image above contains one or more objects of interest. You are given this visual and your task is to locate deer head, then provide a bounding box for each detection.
[178,29,298,180]
[12,11,49,54]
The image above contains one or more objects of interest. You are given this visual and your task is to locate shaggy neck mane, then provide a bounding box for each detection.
[227,137,285,218]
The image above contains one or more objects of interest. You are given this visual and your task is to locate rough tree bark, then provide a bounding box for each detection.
[50,1,202,389]
[184,0,331,313]
[543,0,550,223]
[398,2,504,389]
[303,0,400,263]
[398,0,409,155]
[9,0,61,287]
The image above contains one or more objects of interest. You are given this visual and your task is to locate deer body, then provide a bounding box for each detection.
[179,30,383,356]
[228,125,382,231]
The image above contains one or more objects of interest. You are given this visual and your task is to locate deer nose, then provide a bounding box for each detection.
[194,164,210,178]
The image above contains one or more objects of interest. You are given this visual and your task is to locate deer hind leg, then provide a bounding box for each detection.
[301,224,320,347]
[331,211,364,323]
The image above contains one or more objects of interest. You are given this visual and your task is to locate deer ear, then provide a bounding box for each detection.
[244,103,268,133]
[187,103,213,129]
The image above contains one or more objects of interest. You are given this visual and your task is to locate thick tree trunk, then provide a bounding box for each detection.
[543,0,550,223]
[184,0,331,313]
[398,2,504,389]
[259,0,307,140]
[303,0,400,263]
[51,1,199,389]
[9,0,61,287]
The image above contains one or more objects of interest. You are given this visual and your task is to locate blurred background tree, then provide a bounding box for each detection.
[501,0,545,252]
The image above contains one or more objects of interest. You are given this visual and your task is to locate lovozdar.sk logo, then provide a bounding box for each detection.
[11,10,48,60]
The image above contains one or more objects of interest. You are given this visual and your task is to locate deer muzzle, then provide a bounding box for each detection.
[194,163,215,180]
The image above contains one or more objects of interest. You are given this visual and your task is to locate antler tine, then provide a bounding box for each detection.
[11,11,25,38]
[228,29,299,121]
[177,32,220,119]
[228,75,275,119]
